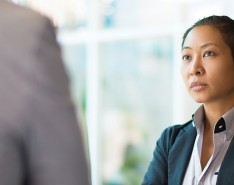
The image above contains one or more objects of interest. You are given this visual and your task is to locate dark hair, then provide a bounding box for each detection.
[182,15,234,58]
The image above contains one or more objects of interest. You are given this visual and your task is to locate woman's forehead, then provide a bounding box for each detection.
[183,25,225,48]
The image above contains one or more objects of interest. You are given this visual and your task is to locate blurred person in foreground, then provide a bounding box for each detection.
[0,1,91,185]
[142,15,234,185]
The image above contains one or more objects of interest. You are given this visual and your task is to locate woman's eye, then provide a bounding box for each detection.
[182,55,191,61]
[204,51,215,57]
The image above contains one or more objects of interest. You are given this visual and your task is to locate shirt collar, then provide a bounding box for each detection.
[192,105,234,140]
[192,105,204,133]
[223,106,234,140]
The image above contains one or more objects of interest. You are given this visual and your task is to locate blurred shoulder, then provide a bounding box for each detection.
[0,1,53,31]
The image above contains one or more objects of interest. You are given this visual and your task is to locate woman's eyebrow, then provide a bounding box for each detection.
[181,43,218,52]
[200,43,218,49]
[181,46,192,52]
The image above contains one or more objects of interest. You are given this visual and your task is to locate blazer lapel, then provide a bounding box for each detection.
[216,137,234,185]
[168,123,197,185]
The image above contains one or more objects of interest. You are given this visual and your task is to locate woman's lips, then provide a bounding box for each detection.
[190,82,207,91]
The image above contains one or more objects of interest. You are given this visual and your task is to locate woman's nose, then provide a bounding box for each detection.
[189,58,204,76]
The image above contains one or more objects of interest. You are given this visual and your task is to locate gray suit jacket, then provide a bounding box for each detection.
[0,1,90,185]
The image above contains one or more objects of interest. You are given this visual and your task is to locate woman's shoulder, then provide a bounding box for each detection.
[166,119,194,135]
[158,120,194,148]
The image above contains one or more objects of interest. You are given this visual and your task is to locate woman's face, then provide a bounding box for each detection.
[181,25,234,105]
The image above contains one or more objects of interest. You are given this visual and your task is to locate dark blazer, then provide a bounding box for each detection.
[142,120,234,185]
[0,1,90,185]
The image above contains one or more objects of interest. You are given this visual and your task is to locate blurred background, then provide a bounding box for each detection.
[11,0,234,184]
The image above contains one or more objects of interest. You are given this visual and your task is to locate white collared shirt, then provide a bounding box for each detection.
[182,106,234,185]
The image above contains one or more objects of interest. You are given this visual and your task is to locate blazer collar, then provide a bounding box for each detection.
[168,122,197,185]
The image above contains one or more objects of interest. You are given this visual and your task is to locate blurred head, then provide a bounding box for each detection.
[180,15,234,105]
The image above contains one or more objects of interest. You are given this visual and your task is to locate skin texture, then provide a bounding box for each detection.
[180,25,234,169]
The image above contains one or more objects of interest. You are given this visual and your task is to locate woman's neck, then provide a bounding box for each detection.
[203,102,234,127]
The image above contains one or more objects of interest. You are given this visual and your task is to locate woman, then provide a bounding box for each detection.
[142,15,234,185]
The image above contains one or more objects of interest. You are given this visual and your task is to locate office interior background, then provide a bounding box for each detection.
[12,0,234,184]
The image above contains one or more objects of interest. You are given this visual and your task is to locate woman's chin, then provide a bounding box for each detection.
[190,95,206,104]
